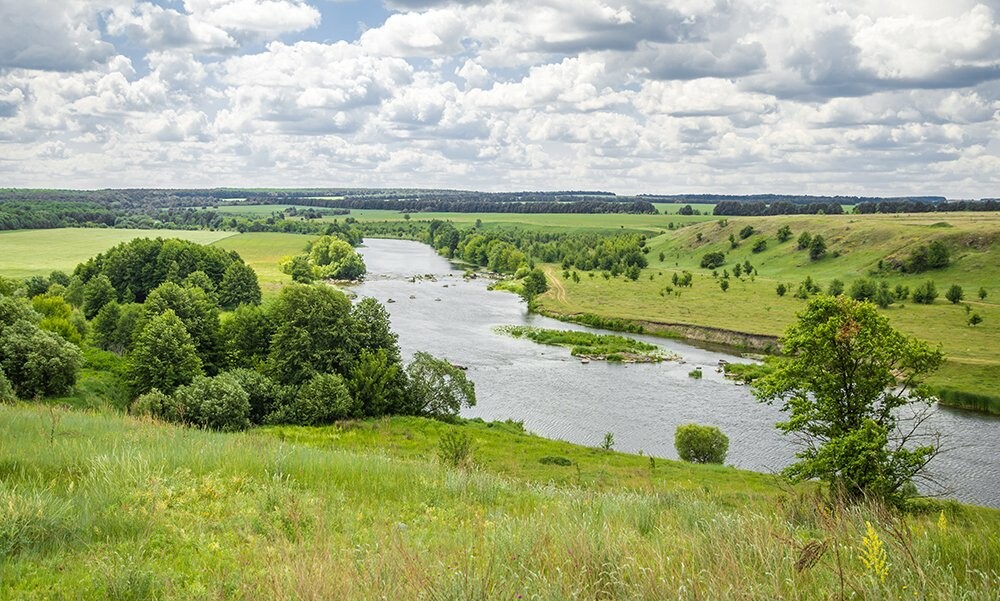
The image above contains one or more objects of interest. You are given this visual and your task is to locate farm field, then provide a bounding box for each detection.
[211,232,315,297]
[0,228,235,278]
[2,403,998,600]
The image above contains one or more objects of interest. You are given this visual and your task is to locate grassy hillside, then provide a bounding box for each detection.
[536,213,1000,402]
[0,229,235,278]
[2,404,998,600]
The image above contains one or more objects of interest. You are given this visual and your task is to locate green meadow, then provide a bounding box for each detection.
[0,228,235,278]
[211,232,314,297]
[1,403,998,600]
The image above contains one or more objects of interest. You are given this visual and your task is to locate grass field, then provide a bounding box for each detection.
[0,229,235,278]
[535,212,1000,400]
[211,232,315,297]
[2,403,998,599]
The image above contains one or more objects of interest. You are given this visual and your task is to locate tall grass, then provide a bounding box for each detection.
[935,387,1000,415]
[1,404,998,599]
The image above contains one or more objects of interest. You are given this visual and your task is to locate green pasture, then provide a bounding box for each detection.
[0,228,235,278]
[211,232,316,297]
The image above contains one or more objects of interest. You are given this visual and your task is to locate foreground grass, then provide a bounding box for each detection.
[0,228,235,278]
[1,405,998,599]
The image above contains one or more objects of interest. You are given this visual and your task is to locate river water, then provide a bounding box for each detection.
[351,238,1000,508]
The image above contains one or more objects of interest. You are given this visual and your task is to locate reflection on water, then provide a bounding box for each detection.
[351,238,1000,508]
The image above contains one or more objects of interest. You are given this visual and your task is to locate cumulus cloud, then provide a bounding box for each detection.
[0,0,999,195]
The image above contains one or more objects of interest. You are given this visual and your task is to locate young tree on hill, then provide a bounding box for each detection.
[218,262,262,308]
[752,296,943,506]
[406,352,476,419]
[808,235,827,260]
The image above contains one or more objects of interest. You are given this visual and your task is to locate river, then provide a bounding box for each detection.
[351,238,1000,508]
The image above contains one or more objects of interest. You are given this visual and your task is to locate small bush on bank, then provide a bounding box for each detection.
[675,423,729,464]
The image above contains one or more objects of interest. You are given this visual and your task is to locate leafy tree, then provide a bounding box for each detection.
[752,296,943,506]
[145,282,223,373]
[912,281,938,304]
[267,284,354,385]
[968,313,983,326]
[808,235,827,260]
[24,276,50,298]
[677,204,694,215]
[405,352,476,418]
[978,287,987,300]
[348,349,406,417]
[174,373,251,432]
[739,225,755,239]
[0,366,15,403]
[48,270,71,287]
[719,279,730,292]
[0,320,81,398]
[776,225,793,243]
[728,233,738,249]
[127,310,203,395]
[279,254,314,283]
[218,261,261,308]
[894,284,910,301]
[83,274,116,319]
[945,284,964,304]
[350,298,401,364]
[776,283,787,297]
[130,388,184,422]
[521,268,549,300]
[674,424,729,464]
[700,252,725,269]
[182,270,217,299]
[827,279,845,296]
[223,368,286,424]
[273,372,357,426]
[797,231,812,250]
[221,304,274,369]
[849,278,878,302]
[751,238,768,253]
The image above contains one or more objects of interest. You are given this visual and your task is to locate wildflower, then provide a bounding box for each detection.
[937,511,947,533]
[859,521,889,583]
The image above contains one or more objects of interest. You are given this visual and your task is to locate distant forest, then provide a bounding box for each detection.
[1,188,998,232]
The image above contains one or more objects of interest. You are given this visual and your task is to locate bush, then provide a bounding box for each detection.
[0,321,81,399]
[274,373,358,426]
[751,238,767,253]
[674,424,729,464]
[129,388,184,422]
[437,430,474,469]
[827,279,844,296]
[126,310,203,395]
[223,368,285,425]
[776,283,787,297]
[808,235,827,260]
[0,367,14,403]
[849,278,878,302]
[739,225,755,239]
[688,369,703,379]
[699,252,725,269]
[912,281,938,304]
[538,456,572,466]
[173,373,251,432]
[776,225,793,243]
[945,284,964,304]
[406,352,476,418]
[796,232,812,250]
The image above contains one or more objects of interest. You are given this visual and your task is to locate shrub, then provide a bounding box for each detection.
[126,310,202,395]
[173,373,251,432]
[945,284,964,304]
[849,278,878,302]
[797,232,812,250]
[406,352,476,418]
[699,252,725,269]
[719,279,730,292]
[894,284,910,301]
[776,225,793,242]
[978,287,987,300]
[223,368,285,425]
[674,424,729,464]
[751,238,767,253]
[968,313,983,326]
[776,283,787,296]
[739,225,755,239]
[912,281,938,304]
[130,389,184,422]
[274,372,358,426]
[688,369,703,379]
[538,456,572,466]
[0,321,81,399]
[808,235,827,260]
[0,367,14,403]
[438,430,474,469]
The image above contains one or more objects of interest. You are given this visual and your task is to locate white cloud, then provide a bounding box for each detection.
[0,0,115,71]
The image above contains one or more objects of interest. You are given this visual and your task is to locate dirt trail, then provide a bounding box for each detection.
[542,265,568,303]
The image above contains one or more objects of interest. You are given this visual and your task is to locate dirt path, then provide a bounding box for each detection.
[542,265,568,304]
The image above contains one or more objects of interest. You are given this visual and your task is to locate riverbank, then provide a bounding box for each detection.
[3,403,999,599]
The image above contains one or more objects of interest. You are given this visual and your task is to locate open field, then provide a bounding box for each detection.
[0,228,235,278]
[2,403,998,600]
[535,212,1000,400]
[211,232,315,297]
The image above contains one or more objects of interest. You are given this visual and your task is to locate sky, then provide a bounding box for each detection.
[1,0,999,197]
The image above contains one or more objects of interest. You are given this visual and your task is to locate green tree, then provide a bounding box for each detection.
[127,310,203,395]
[174,373,251,432]
[145,282,223,374]
[776,283,787,297]
[797,231,812,250]
[978,287,987,300]
[405,352,476,418]
[267,284,354,385]
[0,320,81,398]
[752,296,943,506]
[83,274,116,319]
[752,238,768,253]
[945,284,964,304]
[808,235,827,261]
[521,268,549,300]
[827,279,845,296]
[776,225,793,243]
[350,297,401,364]
[0,366,16,403]
[273,372,357,425]
[700,252,725,269]
[218,261,262,308]
[221,304,274,369]
[674,424,729,464]
[912,281,938,304]
[348,349,406,417]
